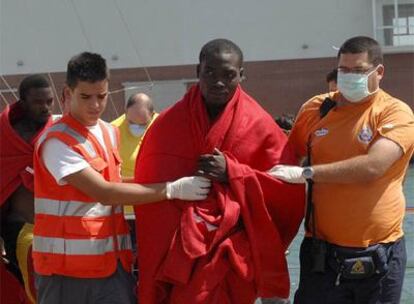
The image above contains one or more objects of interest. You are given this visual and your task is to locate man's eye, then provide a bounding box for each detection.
[227,72,236,79]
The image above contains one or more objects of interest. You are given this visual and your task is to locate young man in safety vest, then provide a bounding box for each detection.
[33,52,210,304]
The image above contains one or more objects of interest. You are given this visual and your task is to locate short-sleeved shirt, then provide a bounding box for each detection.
[289,89,414,247]
[42,124,106,185]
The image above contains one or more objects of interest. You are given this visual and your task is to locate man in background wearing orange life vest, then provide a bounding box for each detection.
[33,52,211,304]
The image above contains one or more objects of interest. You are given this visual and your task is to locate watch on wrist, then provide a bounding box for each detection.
[302,166,314,180]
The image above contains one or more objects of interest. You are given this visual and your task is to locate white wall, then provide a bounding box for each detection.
[0,0,374,75]
[122,80,196,111]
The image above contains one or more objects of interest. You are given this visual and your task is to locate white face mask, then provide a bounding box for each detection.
[128,123,147,137]
[337,66,379,103]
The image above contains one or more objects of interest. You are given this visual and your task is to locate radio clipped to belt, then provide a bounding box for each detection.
[329,243,391,286]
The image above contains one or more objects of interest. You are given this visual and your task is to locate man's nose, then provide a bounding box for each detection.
[43,99,54,110]
[41,103,52,112]
[213,79,225,87]
[90,96,100,107]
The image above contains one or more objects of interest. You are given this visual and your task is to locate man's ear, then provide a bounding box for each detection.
[239,67,245,82]
[376,64,385,81]
[196,64,200,78]
[63,85,72,101]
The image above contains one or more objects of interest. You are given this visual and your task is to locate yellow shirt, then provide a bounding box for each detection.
[111,113,158,178]
[289,90,414,247]
[111,113,158,215]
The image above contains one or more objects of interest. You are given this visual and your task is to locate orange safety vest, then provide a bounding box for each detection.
[32,114,133,278]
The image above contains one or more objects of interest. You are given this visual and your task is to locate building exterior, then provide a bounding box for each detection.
[1,0,413,120]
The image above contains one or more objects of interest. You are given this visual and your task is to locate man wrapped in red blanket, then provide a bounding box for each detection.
[134,39,304,304]
[0,75,54,303]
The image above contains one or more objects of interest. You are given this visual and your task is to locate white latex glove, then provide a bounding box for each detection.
[166,176,211,200]
[268,165,306,184]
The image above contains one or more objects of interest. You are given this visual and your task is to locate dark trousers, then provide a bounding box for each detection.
[36,262,137,304]
[294,237,406,304]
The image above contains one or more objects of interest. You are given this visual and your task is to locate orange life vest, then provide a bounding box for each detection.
[33,114,133,278]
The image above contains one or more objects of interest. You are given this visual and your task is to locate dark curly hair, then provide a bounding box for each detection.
[66,52,109,88]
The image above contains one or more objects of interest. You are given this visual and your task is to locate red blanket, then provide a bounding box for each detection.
[134,85,304,303]
[0,262,30,304]
[0,103,52,205]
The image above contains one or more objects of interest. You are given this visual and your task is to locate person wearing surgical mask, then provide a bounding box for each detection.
[268,36,414,303]
[111,93,159,218]
[111,93,158,178]
[336,60,382,103]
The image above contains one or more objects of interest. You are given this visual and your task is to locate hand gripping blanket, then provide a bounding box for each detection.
[134,85,304,304]
[0,103,52,205]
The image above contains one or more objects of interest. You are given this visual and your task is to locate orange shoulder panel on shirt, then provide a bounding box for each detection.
[288,93,332,159]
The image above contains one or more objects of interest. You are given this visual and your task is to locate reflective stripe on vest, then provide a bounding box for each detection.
[35,198,122,217]
[33,234,132,255]
[38,123,97,158]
